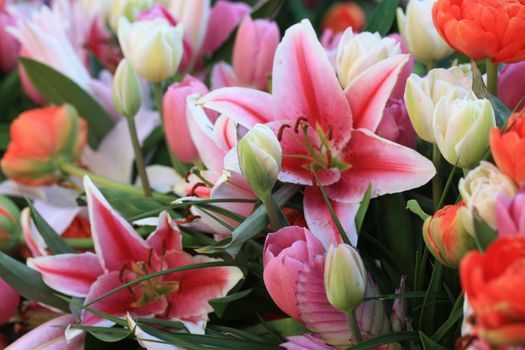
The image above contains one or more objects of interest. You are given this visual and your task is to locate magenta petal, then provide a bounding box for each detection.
[146,211,183,255]
[164,251,243,323]
[210,62,237,90]
[345,55,409,132]
[200,87,274,128]
[84,177,152,272]
[0,278,19,325]
[272,20,352,147]
[27,253,103,297]
[281,334,337,350]
[325,129,435,203]
[304,187,358,248]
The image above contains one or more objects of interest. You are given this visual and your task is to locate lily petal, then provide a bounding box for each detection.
[325,129,435,203]
[84,177,151,272]
[272,19,352,147]
[146,212,183,255]
[27,253,103,297]
[345,55,409,132]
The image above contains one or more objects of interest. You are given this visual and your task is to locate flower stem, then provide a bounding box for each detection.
[486,59,498,97]
[262,193,288,231]
[347,311,363,343]
[432,144,442,211]
[126,116,152,197]
[152,83,187,176]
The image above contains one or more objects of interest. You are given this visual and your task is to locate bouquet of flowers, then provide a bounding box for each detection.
[0,0,524,349]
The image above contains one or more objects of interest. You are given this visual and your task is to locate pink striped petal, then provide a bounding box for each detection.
[27,253,103,297]
[164,251,243,323]
[84,177,151,272]
[210,62,237,90]
[82,271,167,327]
[21,208,46,257]
[304,187,358,248]
[273,20,352,148]
[146,212,183,255]
[281,334,337,350]
[199,87,274,128]
[0,278,19,325]
[325,129,435,203]
[212,115,238,152]
[345,55,409,132]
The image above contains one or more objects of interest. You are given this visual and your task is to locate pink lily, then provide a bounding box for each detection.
[28,176,243,330]
[211,16,280,91]
[199,20,435,245]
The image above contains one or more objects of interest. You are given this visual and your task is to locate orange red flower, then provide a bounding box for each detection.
[322,2,366,34]
[1,105,87,186]
[432,0,525,63]
[490,113,525,184]
[460,237,525,346]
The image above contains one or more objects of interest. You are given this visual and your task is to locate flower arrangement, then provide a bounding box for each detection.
[0,0,524,349]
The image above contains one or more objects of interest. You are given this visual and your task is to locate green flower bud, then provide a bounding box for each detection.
[112,59,143,118]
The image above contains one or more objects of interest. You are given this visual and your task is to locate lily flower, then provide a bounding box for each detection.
[28,177,243,331]
[199,20,435,245]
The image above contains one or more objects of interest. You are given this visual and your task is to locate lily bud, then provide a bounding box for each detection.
[423,201,477,268]
[1,105,87,186]
[396,0,453,64]
[324,244,367,313]
[433,96,495,169]
[336,29,400,87]
[404,67,472,143]
[237,124,282,201]
[109,0,154,32]
[112,59,142,118]
[0,196,20,251]
[459,161,518,232]
[118,17,184,83]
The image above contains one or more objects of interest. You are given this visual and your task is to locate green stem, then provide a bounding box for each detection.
[126,116,152,197]
[262,193,287,231]
[347,311,363,343]
[432,144,442,211]
[59,162,145,196]
[486,59,498,97]
[152,83,187,176]
[437,165,458,209]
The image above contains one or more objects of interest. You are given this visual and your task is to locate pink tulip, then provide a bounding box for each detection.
[387,33,414,100]
[377,98,417,149]
[499,62,525,112]
[211,16,279,91]
[28,177,243,329]
[5,314,84,350]
[320,29,343,64]
[200,20,435,245]
[496,186,525,236]
[163,75,209,163]
[0,5,19,73]
[0,277,19,325]
[282,334,337,350]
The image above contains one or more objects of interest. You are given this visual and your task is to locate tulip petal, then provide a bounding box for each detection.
[210,62,237,90]
[304,186,358,248]
[326,129,435,202]
[281,334,337,350]
[146,211,183,255]
[27,252,103,297]
[0,278,19,325]
[84,177,152,272]
[345,55,409,132]
[199,87,274,128]
[273,19,352,147]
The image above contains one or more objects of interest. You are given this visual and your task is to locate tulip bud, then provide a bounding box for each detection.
[498,62,525,112]
[237,124,282,201]
[433,96,496,169]
[397,0,453,64]
[423,201,477,267]
[404,67,472,143]
[459,161,518,232]
[336,29,400,87]
[112,59,142,118]
[109,0,154,32]
[0,196,20,251]
[118,17,184,83]
[1,105,87,186]
[496,186,525,237]
[324,244,367,313]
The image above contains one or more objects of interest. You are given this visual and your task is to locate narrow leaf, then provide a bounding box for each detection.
[27,200,74,254]
[347,331,419,350]
[72,326,131,343]
[364,0,400,36]
[420,331,450,350]
[252,0,285,19]
[355,184,372,233]
[210,289,253,318]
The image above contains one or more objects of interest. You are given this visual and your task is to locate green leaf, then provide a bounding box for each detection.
[418,262,444,334]
[355,184,372,233]
[364,0,400,36]
[473,215,497,251]
[246,318,307,338]
[406,199,430,221]
[0,251,69,311]
[72,326,131,343]
[420,331,450,350]
[19,58,114,148]
[27,200,74,254]
[347,331,419,350]
[210,289,253,318]
[252,0,285,19]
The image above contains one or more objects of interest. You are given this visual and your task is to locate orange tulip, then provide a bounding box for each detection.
[490,113,525,184]
[432,0,525,63]
[1,105,87,186]
[460,237,525,346]
[322,2,366,34]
